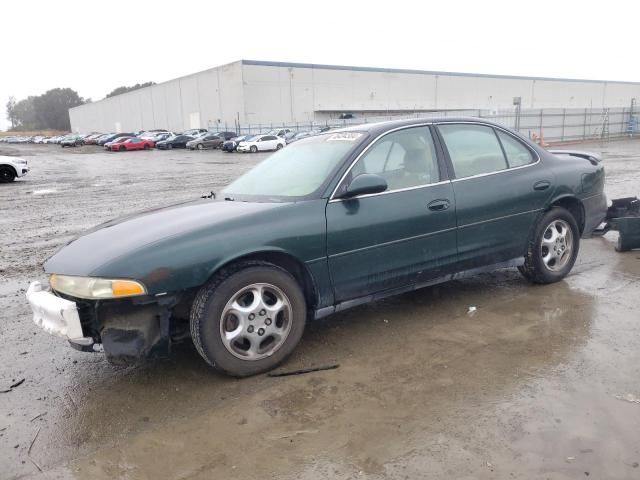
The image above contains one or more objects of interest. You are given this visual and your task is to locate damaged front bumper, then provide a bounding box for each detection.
[594,197,640,252]
[26,281,183,364]
[26,281,94,348]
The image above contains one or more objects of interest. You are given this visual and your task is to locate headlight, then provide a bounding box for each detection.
[50,274,147,299]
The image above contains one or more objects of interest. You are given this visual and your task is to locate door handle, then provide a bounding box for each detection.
[533,180,551,191]
[428,199,450,211]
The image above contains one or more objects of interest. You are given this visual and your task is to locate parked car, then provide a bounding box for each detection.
[25,118,607,376]
[109,137,154,151]
[104,137,133,150]
[60,135,85,147]
[221,135,250,152]
[0,155,29,183]
[149,132,172,143]
[156,134,193,149]
[285,130,318,144]
[267,128,292,137]
[237,134,285,153]
[181,128,208,137]
[140,130,169,140]
[186,131,237,150]
[83,133,103,145]
[97,133,135,146]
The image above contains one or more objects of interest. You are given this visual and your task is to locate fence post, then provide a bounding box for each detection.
[539,109,543,144]
[583,108,587,139]
[561,108,566,142]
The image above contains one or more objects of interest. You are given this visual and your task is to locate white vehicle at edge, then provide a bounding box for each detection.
[236,134,285,153]
[0,155,29,183]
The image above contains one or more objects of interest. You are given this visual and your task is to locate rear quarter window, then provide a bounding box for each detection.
[496,130,536,167]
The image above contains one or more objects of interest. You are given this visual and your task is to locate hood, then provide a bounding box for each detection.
[44,199,286,276]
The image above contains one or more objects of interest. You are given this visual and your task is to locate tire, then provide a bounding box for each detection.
[0,167,16,183]
[197,143,204,150]
[144,144,150,150]
[120,146,126,151]
[518,207,580,284]
[276,143,283,150]
[168,143,173,149]
[190,261,307,377]
[250,145,258,153]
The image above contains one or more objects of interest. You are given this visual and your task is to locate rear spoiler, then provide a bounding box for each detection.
[547,149,602,166]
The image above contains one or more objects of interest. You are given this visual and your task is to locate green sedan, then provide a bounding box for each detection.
[26,118,607,376]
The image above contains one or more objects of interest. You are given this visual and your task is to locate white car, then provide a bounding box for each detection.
[237,134,285,153]
[0,155,29,183]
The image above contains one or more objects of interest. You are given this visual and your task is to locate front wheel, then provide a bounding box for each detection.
[167,143,173,149]
[519,207,580,284]
[0,167,16,183]
[250,145,258,153]
[190,262,306,377]
[276,143,283,150]
[197,143,204,150]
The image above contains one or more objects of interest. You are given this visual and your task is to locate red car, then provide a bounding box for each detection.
[110,137,155,152]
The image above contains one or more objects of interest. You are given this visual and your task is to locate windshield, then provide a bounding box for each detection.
[223,132,365,200]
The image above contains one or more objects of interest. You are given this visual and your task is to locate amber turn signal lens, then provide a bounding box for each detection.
[111,280,146,297]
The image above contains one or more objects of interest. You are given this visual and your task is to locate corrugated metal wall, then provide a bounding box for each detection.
[69,61,244,133]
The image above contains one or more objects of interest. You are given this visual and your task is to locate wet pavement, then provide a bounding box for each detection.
[1,140,639,479]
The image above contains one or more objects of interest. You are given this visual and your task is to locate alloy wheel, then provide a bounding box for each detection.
[540,219,573,271]
[219,283,292,360]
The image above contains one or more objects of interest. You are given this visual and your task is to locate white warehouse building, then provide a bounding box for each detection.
[69,59,640,133]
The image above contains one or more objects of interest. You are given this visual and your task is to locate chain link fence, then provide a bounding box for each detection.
[208,106,639,144]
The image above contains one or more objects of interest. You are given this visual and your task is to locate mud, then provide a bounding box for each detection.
[1,141,640,479]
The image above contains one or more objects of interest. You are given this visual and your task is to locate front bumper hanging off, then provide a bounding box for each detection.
[594,197,640,252]
[26,281,94,348]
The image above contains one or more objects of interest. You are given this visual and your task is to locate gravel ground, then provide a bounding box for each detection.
[1,140,640,479]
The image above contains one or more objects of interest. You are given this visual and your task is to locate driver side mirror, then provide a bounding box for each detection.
[342,174,388,199]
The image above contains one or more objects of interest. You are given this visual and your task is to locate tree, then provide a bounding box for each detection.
[6,96,17,129]
[106,82,155,98]
[33,88,85,130]
[12,97,37,130]
[8,88,86,131]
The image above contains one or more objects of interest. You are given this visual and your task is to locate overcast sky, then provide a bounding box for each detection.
[1,0,639,130]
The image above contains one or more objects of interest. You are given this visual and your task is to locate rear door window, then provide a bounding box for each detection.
[438,124,508,178]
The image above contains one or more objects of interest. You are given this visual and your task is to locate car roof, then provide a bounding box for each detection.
[334,116,509,136]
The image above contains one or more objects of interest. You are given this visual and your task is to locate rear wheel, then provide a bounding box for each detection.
[197,143,204,150]
[0,167,16,183]
[190,262,306,377]
[250,145,258,153]
[519,207,580,284]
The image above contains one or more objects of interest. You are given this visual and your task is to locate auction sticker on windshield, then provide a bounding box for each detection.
[326,132,363,141]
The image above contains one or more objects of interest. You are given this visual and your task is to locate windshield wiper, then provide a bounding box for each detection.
[201,191,216,199]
